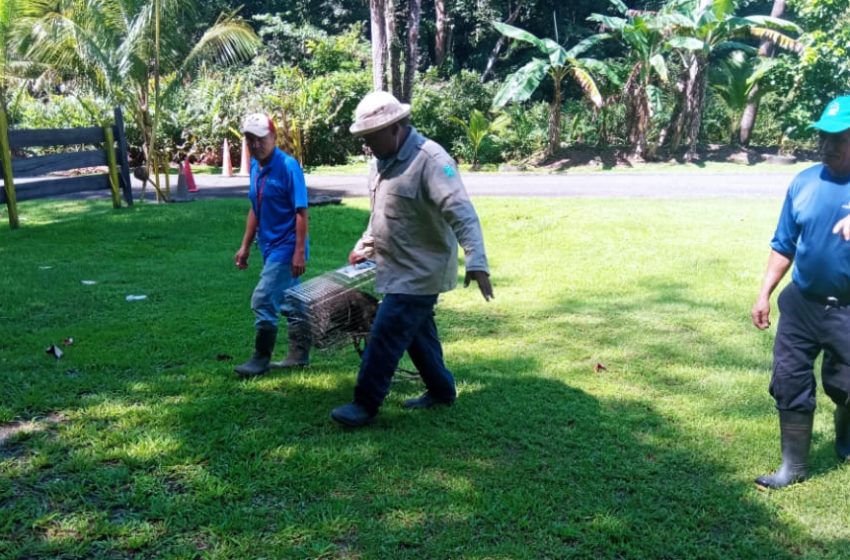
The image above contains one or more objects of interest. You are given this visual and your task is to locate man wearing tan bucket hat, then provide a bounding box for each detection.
[330,91,493,427]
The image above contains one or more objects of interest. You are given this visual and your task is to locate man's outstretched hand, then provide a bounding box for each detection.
[464,270,494,301]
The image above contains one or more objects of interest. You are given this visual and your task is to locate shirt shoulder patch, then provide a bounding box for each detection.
[443,164,456,178]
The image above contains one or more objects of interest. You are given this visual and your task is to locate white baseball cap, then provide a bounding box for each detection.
[350,91,411,136]
[241,113,276,137]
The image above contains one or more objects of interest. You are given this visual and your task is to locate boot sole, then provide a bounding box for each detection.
[234,368,270,378]
[330,412,374,427]
[754,475,806,490]
[269,362,309,370]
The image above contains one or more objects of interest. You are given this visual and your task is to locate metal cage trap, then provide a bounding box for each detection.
[284,260,379,355]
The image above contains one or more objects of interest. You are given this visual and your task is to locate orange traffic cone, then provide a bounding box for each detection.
[184,160,198,192]
[238,137,250,176]
[221,139,233,177]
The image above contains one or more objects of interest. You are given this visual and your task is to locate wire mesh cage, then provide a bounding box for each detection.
[284,260,379,351]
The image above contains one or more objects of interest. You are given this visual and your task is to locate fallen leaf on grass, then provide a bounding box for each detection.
[45,345,64,359]
[594,362,608,373]
[63,337,74,346]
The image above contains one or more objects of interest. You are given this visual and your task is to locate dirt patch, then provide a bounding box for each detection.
[0,412,68,446]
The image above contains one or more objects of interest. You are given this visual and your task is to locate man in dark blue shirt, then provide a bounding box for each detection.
[752,95,850,488]
[234,113,310,378]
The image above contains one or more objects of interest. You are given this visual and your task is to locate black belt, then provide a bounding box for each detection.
[800,291,850,309]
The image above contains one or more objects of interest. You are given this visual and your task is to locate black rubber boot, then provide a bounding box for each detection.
[755,410,814,489]
[835,405,850,461]
[234,326,277,378]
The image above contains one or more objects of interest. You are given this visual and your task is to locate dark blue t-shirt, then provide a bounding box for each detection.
[771,164,850,298]
[248,147,309,263]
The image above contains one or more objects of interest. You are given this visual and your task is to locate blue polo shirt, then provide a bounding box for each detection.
[248,147,309,263]
[771,164,850,298]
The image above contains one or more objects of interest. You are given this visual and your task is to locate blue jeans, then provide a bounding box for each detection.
[354,294,456,413]
[251,259,299,330]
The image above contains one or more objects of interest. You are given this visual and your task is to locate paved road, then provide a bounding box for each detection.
[116,168,804,202]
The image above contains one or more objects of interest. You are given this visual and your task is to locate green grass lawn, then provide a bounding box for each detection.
[2,195,849,559]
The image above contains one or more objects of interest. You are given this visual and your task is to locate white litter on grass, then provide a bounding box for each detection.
[45,344,64,359]
[81,280,97,285]
[39,266,53,270]
[125,295,147,301]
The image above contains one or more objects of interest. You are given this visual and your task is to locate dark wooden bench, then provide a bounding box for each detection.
[1,106,133,229]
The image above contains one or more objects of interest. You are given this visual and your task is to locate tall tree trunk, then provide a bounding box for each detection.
[739,0,786,145]
[385,0,403,99]
[481,1,525,83]
[435,0,449,67]
[546,77,562,157]
[682,56,708,161]
[370,0,387,91]
[623,64,648,159]
[401,0,421,103]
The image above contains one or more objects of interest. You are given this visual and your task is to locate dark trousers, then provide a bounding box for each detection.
[354,293,456,414]
[771,283,850,412]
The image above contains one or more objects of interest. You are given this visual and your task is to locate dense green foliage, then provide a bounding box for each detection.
[2,0,845,166]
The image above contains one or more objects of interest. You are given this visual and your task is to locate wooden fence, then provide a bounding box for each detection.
[0,106,133,229]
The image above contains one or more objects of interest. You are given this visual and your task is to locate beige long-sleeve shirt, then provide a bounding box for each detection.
[353,127,489,295]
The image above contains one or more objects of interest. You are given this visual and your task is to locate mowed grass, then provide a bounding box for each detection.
[1,194,849,559]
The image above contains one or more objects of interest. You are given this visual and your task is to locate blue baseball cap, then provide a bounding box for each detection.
[811,96,850,133]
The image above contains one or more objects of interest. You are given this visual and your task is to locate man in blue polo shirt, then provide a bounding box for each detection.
[234,113,310,378]
[752,95,850,488]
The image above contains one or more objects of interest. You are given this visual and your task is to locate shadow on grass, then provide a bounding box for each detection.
[0,350,829,559]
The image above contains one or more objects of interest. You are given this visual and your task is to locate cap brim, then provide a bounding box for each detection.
[242,127,271,137]
[349,105,411,136]
[810,119,850,134]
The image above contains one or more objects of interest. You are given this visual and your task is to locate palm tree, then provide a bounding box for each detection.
[589,0,675,159]
[16,0,259,200]
[663,0,800,160]
[492,21,605,158]
[0,0,34,108]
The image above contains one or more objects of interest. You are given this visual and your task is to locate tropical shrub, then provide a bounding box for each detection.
[494,101,549,162]
[779,0,850,141]
[449,109,509,166]
[10,91,111,131]
[412,68,498,156]
[171,15,372,167]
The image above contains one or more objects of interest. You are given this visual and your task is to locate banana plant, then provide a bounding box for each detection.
[588,0,678,159]
[492,21,607,158]
[662,0,801,159]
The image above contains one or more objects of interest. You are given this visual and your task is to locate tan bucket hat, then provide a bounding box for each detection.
[350,91,411,136]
